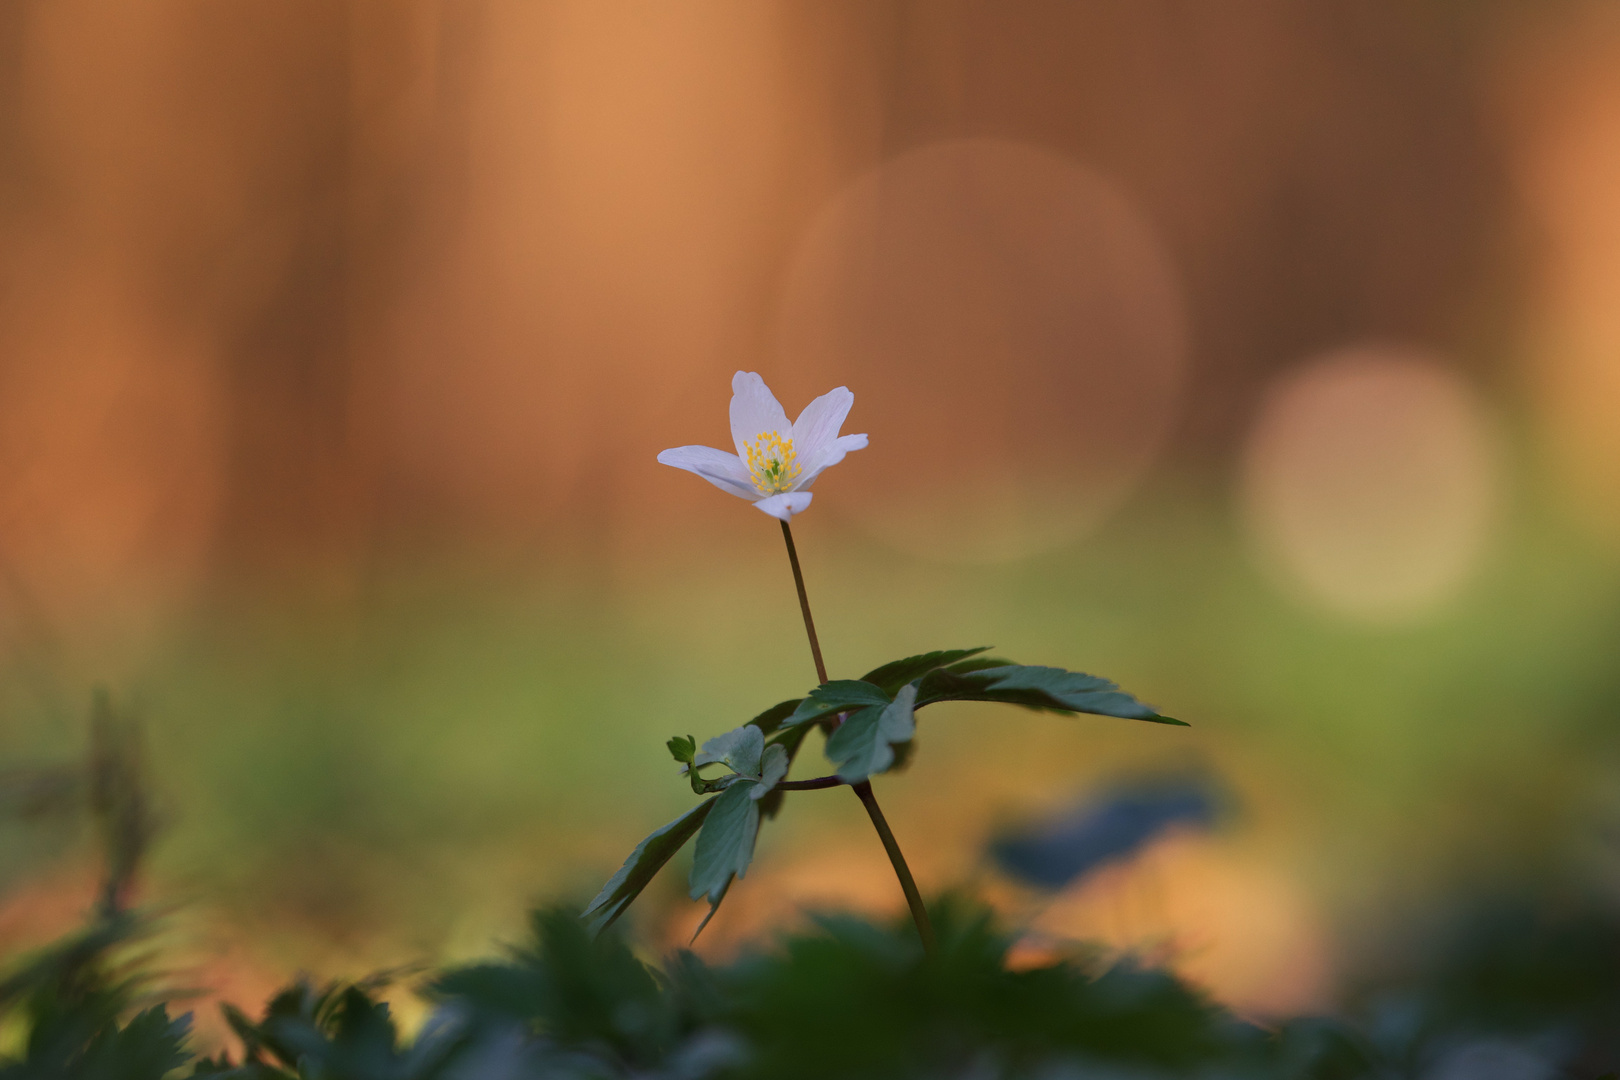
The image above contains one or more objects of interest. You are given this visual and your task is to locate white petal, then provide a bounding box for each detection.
[790,386,854,460]
[729,371,791,460]
[657,445,759,501]
[794,432,868,490]
[753,491,813,521]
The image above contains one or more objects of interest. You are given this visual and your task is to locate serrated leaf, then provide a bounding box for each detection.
[767,719,815,762]
[690,876,732,945]
[825,684,918,783]
[860,648,991,696]
[748,698,803,736]
[695,725,765,774]
[76,1006,194,1078]
[758,722,814,823]
[583,798,717,933]
[689,782,760,903]
[781,679,893,728]
[916,663,1183,725]
[942,654,1014,675]
[751,744,788,799]
[823,706,884,781]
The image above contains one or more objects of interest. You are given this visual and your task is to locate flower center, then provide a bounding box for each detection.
[744,431,802,494]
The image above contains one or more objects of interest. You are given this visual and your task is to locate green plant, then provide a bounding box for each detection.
[589,372,1182,949]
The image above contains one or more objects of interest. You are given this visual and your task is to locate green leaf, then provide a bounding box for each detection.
[696,725,765,775]
[583,798,717,933]
[748,698,804,736]
[760,725,816,819]
[916,663,1183,725]
[753,743,788,797]
[767,719,816,763]
[825,684,918,783]
[781,679,893,729]
[939,654,1014,675]
[689,782,760,903]
[75,1006,193,1078]
[667,735,697,765]
[690,876,732,945]
[860,648,991,696]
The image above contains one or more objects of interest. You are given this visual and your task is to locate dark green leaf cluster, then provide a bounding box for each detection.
[0,908,191,1080]
[589,649,1180,935]
[4,892,1620,1078]
[426,899,1379,1080]
[1338,895,1620,1075]
[712,896,1264,1079]
[3,1005,195,1080]
[190,978,480,1079]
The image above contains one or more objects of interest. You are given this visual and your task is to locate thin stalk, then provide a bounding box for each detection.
[774,775,845,791]
[779,520,828,684]
[779,519,937,956]
[852,779,937,955]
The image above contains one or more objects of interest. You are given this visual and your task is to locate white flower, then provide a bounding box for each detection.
[657,371,868,521]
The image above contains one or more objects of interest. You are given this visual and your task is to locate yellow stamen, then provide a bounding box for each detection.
[744,431,802,494]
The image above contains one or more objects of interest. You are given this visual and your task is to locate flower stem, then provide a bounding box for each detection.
[851,779,937,955]
[778,520,828,684]
[778,520,936,957]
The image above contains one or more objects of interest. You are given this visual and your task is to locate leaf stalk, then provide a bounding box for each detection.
[773,775,844,791]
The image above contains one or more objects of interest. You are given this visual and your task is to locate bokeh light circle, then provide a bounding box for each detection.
[1240,345,1499,623]
[776,138,1187,562]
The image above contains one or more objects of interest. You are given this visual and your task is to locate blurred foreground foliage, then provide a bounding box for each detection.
[0,893,1617,1079]
[2,695,1619,1077]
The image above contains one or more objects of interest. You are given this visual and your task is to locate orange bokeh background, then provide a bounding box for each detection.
[3,0,1620,1043]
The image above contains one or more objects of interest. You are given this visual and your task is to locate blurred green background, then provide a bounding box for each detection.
[1,0,1619,1033]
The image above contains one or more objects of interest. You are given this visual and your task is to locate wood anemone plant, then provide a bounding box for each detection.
[587,373,1184,952]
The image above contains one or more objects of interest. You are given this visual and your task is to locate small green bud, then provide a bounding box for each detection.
[667,735,697,764]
